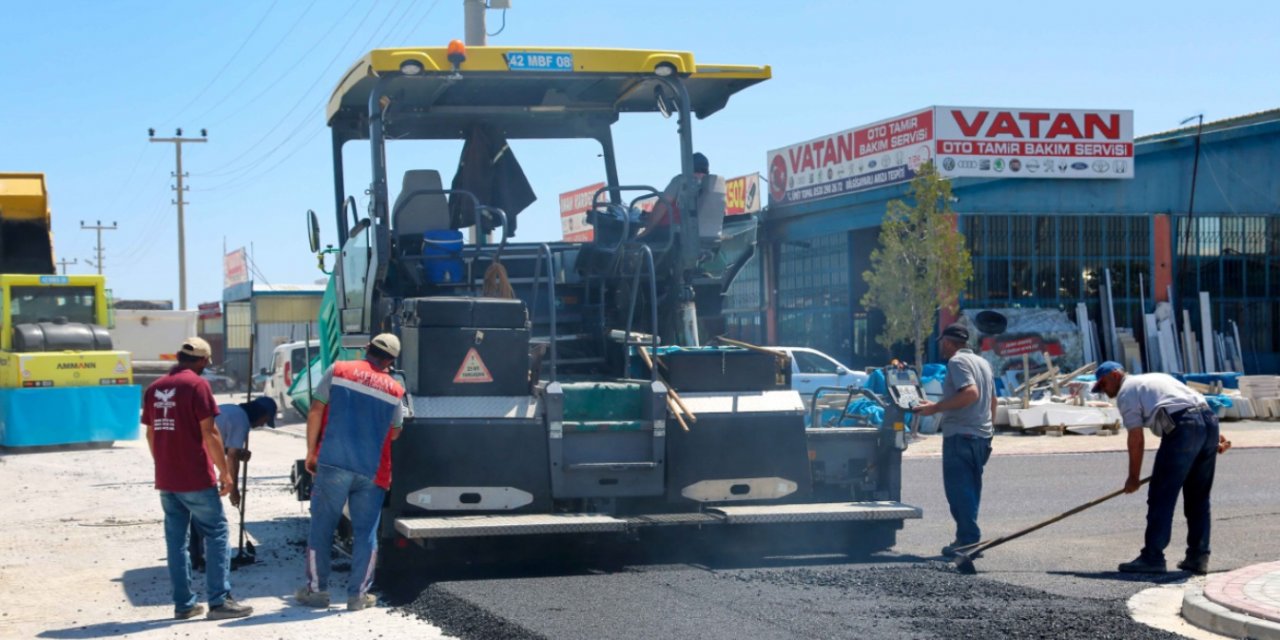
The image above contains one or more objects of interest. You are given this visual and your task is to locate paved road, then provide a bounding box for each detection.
[387,447,1280,639]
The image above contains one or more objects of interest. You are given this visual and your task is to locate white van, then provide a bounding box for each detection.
[262,340,320,417]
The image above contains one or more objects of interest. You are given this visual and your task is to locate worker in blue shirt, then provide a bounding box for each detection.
[191,396,276,571]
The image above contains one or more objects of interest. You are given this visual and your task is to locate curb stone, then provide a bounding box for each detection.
[1183,586,1280,639]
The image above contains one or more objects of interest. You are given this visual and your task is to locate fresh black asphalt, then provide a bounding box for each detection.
[386,446,1279,639]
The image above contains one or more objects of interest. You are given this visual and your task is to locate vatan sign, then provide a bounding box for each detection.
[767,108,935,206]
[559,182,605,242]
[934,106,1134,179]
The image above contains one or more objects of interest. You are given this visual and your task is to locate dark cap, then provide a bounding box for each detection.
[938,322,970,343]
[692,152,709,174]
[1091,361,1125,393]
[246,396,278,427]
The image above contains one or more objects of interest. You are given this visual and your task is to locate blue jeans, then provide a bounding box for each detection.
[160,488,231,611]
[1141,407,1219,563]
[306,464,385,598]
[943,434,993,545]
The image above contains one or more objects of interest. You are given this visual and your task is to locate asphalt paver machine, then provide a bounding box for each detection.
[302,43,920,568]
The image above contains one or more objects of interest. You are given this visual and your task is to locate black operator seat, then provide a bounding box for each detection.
[393,169,452,255]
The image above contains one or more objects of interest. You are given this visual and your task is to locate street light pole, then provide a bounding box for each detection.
[1175,115,1203,297]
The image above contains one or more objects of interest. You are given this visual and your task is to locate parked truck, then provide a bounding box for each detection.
[110,308,198,389]
[0,173,140,447]
[296,44,919,569]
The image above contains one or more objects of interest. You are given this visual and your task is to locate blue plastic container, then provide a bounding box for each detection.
[422,229,464,284]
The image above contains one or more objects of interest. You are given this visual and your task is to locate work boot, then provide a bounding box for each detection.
[347,593,378,611]
[207,597,253,620]
[1177,555,1211,575]
[295,587,331,608]
[174,604,205,620]
[1118,555,1167,574]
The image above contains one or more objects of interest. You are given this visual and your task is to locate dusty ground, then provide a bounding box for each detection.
[0,402,445,640]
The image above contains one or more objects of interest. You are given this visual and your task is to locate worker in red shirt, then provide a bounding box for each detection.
[142,337,253,621]
[635,152,710,240]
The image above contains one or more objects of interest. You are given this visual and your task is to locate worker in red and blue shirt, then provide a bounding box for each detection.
[296,334,405,611]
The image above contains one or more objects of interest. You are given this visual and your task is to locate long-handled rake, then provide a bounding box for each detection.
[952,476,1151,575]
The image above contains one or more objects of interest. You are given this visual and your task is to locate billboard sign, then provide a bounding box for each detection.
[933,107,1134,179]
[559,182,605,242]
[725,173,761,216]
[223,248,248,288]
[767,108,935,206]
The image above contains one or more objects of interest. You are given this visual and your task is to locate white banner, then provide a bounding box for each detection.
[933,106,1134,179]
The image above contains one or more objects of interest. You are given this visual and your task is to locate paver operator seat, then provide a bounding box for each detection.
[392,169,451,254]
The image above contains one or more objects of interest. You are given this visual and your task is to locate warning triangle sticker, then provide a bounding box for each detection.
[453,348,494,384]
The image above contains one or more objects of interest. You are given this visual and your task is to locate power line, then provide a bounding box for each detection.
[205,1,362,129]
[162,0,281,126]
[197,0,418,184]
[57,257,78,275]
[197,1,384,177]
[190,0,320,124]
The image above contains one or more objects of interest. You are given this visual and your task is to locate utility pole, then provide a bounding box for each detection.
[149,128,207,310]
[462,0,511,242]
[57,257,78,275]
[79,220,118,275]
[464,0,487,46]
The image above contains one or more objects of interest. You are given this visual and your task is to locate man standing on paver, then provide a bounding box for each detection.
[142,337,254,621]
[1092,362,1232,574]
[296,334,405,611]
[914,323,997,557]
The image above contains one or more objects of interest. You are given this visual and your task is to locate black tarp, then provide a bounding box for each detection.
[448,126,536,235]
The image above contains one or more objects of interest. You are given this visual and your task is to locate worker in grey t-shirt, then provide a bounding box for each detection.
[915,322,996,556]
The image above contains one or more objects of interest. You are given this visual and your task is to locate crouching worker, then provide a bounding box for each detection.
[1093,362,1232,575]
[190,396,277,571]
[296,334,405,611]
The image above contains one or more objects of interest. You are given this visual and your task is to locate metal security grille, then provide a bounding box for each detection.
[964,214,1152,333]
[1176,215,1280,369]
[723,253,765,345]
[777,233,851,363]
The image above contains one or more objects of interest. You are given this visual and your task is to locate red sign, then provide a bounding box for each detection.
[197,301,221,320]
[559,182,606,242]
[934,107,1134,178]
[223,248,248,288]
[724,173,761,216]
[983,335,1066,358]
[766,108,935,205]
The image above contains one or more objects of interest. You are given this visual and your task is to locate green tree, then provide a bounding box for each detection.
[861,162,973,369]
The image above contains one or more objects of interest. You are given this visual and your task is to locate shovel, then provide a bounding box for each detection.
[952,476,1151,575]
[231,433,257,569]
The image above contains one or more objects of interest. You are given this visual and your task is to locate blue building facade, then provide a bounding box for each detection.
[726,109,1280,373]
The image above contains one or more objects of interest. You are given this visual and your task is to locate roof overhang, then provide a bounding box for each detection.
[326,46,770,143]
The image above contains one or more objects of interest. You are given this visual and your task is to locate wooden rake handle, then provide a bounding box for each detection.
[967,476,1152,557]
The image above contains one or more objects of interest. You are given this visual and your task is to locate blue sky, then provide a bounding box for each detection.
[2,0,1277,306]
